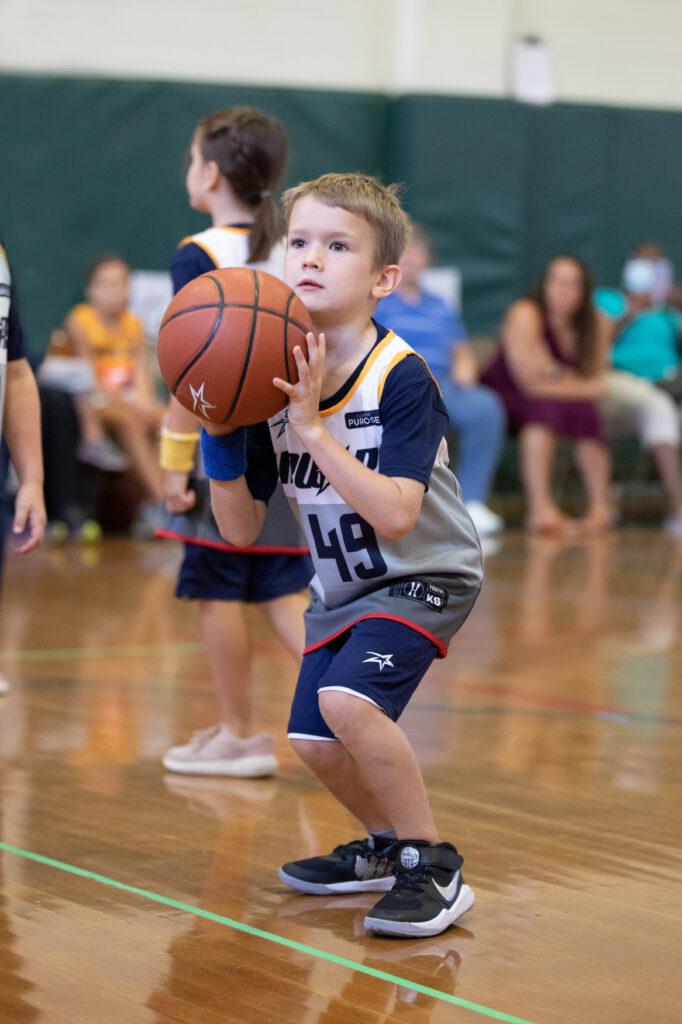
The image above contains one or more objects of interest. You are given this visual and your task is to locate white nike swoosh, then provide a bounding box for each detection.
[433,873,460,903]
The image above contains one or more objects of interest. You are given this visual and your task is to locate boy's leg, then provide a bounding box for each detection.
[292,737,392,831]
[317,692,438,842]
[283,619,476,933]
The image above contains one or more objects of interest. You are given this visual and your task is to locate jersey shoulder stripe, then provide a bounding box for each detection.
[320,331,397,419]
[378,348,441,402]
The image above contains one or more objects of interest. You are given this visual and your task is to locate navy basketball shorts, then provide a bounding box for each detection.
[287,617,439,741]
[175,544,312,603]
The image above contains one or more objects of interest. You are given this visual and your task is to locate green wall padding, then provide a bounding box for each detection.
[0,74,388,352]
[1,72,682,351]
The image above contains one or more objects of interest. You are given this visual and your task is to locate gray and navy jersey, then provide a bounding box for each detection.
[159,225,307,554]
[248,324,483,655]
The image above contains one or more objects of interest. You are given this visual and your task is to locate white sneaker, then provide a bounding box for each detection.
[663,514,682,538]
[465,501,504,537]
[162,723,278,777]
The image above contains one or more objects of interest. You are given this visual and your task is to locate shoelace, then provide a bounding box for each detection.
[189,724,223,745]
[393,864,432,894]
[332,838,375,858]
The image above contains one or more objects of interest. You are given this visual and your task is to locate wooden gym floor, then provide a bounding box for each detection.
[0,530,680,1024]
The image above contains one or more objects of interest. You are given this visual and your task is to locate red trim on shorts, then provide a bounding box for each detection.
[303,613,447,659]
[156,529,309,556]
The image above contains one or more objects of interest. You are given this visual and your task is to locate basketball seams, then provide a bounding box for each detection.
[222,270,260,424]
[161,302,310,336]
[159,268,313,426]
[283,292,296,383]
[170,274,226,395]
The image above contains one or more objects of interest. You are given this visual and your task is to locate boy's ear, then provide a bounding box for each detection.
[371,264,402,300]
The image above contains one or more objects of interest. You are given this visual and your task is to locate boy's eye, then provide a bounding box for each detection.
[330,241,348,252]
[289,238,306,249]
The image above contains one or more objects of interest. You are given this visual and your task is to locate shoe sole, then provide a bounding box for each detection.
[278,866,396,895]
[364,883,475,938]
[162,754,278,778]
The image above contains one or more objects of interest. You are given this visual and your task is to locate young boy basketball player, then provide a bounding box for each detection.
[201,174,483,938]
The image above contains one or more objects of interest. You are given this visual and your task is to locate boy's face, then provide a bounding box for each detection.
[285,196,399,329]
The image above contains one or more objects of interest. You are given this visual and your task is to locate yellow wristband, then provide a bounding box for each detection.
[160,429,200,472]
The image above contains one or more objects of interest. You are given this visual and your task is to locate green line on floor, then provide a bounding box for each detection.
[0,840,536,1024]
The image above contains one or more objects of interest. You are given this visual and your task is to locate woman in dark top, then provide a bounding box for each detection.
[483,255,611,535]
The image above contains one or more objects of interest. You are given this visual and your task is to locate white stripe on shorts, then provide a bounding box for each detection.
[317,685,383,710]
[287,732,338,742]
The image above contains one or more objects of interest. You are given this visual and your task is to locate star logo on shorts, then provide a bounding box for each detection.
[190,381,217,419]
[363,651,394,671]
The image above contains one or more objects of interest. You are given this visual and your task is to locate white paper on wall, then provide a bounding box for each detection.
[510,36,555,105]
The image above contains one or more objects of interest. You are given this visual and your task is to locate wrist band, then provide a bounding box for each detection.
[160,428,200,472]
[200,427,247,481]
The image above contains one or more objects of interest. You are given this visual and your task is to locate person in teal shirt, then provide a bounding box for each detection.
[595,243,681,388]
[595,243,682,537]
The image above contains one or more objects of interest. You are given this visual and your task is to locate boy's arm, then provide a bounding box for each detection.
[274,334,427,541]
[208,474,267,547]
[3,358,46,552]
[205,421,275,546]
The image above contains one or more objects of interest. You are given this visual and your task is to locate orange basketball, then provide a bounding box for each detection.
[157,267,313,427]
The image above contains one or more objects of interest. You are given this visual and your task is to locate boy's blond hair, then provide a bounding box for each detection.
[282,173,410,269]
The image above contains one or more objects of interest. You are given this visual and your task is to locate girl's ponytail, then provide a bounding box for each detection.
[197,107,287,264]
[248,191,284,263]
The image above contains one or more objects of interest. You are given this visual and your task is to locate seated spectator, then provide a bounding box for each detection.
[63,254,165,530]
[482,255,611,536]
[596,243,681,391]
[595,243,682,536]
[377,226,506,537]
[38,327,129,473]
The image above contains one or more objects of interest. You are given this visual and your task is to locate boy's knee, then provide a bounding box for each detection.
[318,688,378,737]
[291,736,340,767]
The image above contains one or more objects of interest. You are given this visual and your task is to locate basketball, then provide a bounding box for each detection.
[157,267,313,426]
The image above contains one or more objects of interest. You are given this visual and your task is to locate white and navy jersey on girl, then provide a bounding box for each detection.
[246,322,483,655]
[160,225,307,554]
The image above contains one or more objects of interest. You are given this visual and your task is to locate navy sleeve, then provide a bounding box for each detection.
[170,242,217,294]
[245,421,279,502]
[378,355,449,487]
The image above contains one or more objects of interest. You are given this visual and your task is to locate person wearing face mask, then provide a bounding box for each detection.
[595,243,682,537]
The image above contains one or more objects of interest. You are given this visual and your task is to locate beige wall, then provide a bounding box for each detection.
[1,0,682,109]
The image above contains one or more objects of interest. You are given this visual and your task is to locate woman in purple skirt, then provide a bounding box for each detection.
[482,255,612,535]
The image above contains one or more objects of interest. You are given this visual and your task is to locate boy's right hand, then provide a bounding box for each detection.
[163,471,196,513]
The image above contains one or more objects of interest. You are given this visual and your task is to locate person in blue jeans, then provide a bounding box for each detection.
[377,226,505,537]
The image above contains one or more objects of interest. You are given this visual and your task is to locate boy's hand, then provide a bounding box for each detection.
[273,332,325,439]
[202,421,237,437]
[163,471,196,513]
[12,482,47,554]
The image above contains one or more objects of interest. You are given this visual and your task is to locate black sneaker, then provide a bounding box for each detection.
[279,836,397,895]
[364,840,474,937]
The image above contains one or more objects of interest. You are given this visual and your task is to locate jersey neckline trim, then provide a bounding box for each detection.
[319,326,396,419]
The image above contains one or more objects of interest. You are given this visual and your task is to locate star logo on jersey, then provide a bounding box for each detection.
[362,651,394,671]
[189,381,217,419]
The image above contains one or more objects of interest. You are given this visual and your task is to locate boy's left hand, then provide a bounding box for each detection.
[273,332,325,439]
[12,482,47,553]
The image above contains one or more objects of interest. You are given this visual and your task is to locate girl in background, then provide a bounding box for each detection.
[160,108,311,777]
